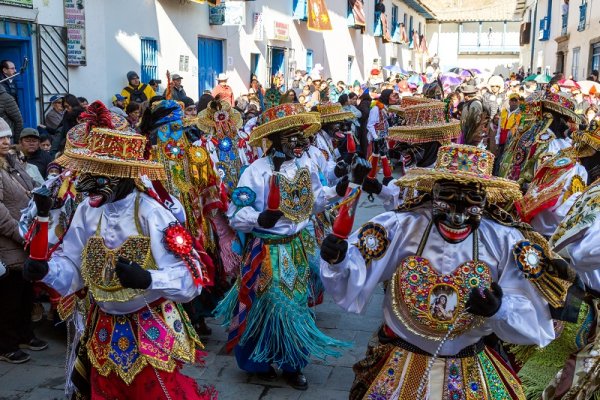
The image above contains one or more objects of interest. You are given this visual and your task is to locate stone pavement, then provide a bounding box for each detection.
[0,196,385,400]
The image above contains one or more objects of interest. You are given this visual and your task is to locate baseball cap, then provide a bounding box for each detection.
[20,127,40,140]
[172,74,183,80]
[49,95,63,103]
[112,94,126,102]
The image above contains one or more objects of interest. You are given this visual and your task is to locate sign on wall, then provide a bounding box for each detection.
[253,12,264,41]
[273,21,289,41]
[0,0,32,8]
[209,2,245,26]
[64,0,87,66]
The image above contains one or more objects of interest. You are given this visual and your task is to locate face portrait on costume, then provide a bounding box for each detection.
[75,173,135,208]
[432,180,486,243]
[271,129,309,159]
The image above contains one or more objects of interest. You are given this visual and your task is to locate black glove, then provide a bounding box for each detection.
[334,161,349,178]
[382,176,394,186]
[351,157,372,184]
[23,258,49,281]
[362,178,382,195]
[335,176,350,197]
[321,234,348,264]
[32,187,53,218]
[115,257,152,289]
[257,210,284,229]
[466,282,503,318]
[548,258,572,281]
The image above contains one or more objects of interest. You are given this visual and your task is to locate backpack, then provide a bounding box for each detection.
[124,84,148,103]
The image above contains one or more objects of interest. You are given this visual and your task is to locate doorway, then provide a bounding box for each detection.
[197,37,224,96]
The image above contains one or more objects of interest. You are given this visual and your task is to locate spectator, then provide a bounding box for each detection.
[197,93,214,113]
[148,79,161,93]
[121,71,156,106]
[164,74,187,101]
[339,93,362,134]
[0,82,23,142]
[52,95,84,155]
[125,101,141,127]
[182,97,197,118]
[109,94,127,117]
[591,70,599,82]
[585,105,598,126]
[357,89,373,158]
[280,89,299,104]
[0,117,46,364]
[212,73,234,106]
[39,135,52,152]
[0,60,18,103]
[19,128,53,179]
[44,95,64,132]
[77,97,88,108]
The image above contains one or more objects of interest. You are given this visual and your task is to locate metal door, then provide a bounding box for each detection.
[36,25,69,125]
[198,37,223,96]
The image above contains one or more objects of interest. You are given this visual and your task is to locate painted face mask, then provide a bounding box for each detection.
[276,130,309,159]
[432,180,486,243]
[75,174,135,208]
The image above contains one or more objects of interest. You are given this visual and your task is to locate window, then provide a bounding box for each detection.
[418,22,422,36]
[538,16,550,41]
[140,37,158,84]
[391,5,399,41]
[250,53,260,79]
[591,43,600,74]
[572,47,580,80]
[306,49,313,74]
[409,16,414,47]
[293,0,307,20]
[347,55,354,84]
[578,0,587,31]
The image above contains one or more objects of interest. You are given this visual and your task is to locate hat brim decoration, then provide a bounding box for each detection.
[574,124,600,152]
[395,144,522,203]
[250,104,321,147]
[541,92,581,124]
[56,128,166,181]
[317,103,356,124]
[196,100,242,136]
[388,98,461,144]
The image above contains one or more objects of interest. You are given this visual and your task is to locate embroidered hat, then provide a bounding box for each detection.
[196,99,242,138]
[388,98,460,144]
[541,91,581,123]
[316,103,356,124]
[396,144,522,202]
[249,103,321,147]
[573,121,600,152]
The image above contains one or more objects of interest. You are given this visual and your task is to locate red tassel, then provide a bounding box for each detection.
[382,156,392,178]
[368,154,380,179]
[333,189,361,240]
[29,219,49,261]
[346,132,356,154]
[267,175,280,210]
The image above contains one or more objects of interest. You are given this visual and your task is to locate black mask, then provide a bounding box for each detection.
[432,180,486,243]
[76,174,136,208]
[271,130,309,160]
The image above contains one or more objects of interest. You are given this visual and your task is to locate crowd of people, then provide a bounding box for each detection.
[1,58,600,400]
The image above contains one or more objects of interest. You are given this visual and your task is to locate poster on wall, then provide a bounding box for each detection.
[209,2,245,26]
[253,12,264,41]
[64,0,87,66]
[0,0,32,7]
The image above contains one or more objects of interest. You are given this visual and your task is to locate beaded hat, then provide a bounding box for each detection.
[396,144,522,202]
[57,127,166,180]
[316,103,356,124]
[249,103,321,147]
[196,99,242,138]
[388,98,460,144]
[573,121,600,152]
[542,91,581,123]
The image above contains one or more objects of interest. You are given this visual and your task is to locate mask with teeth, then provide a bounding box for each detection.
[432,180,486,244]
[75,174,136,208]
[270,129,309,159]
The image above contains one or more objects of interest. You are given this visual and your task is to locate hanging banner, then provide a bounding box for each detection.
[64,0,87,66]
[348,0,366,27]
[0,0,33,7]
[307,0,332,31]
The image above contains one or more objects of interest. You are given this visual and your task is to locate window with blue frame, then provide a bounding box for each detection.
[538,16,550,41]
[140,38,158,84]
[409,15,414,47]
[578,0,587,31]
[374,0,384,36]
[306,49,313,74]
[293,0,307,21]
[391,5,400,42]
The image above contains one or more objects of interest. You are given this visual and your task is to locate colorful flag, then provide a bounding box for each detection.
[349,0,366,27]
[307,0,332,31]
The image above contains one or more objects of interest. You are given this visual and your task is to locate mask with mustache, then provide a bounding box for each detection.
[270,129,309,159]
[76,174,136,208]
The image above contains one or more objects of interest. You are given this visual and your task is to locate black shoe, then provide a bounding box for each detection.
[0,350,30,364]
[256,366,278,381]
[194,318,212,336]
[19,338,48,351]
[282,371,308,391]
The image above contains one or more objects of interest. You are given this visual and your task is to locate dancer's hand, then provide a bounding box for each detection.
[257,210,284,229]
[23,258,49,281]
[321,234,348,264]
[466,282,503,318]
[115,257,152,289]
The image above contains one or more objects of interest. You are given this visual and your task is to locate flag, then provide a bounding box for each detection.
[349,0,366,27]
[307,0,332,31]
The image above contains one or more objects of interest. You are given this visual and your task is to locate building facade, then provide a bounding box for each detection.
[0,0,428,127]
[519,0,600,79]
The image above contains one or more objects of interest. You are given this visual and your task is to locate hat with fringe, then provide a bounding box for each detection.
[388,98,460,144]
[57,127,165,180]
[317,103,356,124]
[196,99,242,138]
[396,144,522,203]
[250,103,321,147]
[542,91,581,123]
[573,121,600,152]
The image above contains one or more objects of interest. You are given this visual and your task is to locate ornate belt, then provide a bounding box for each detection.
[255,230,302,245]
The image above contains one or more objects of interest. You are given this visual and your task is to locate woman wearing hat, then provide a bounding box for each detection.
[216,104,349,390]
[321,145,559,399]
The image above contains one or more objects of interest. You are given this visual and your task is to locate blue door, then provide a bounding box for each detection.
[0,23,36,129]
[271,48,285,76]
[198,37,223,97]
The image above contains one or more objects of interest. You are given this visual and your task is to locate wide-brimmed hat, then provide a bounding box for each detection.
[396,144,522,203]
[217,73,228,81]
[316,103,356,124]
[541,91,581,123]
[573,121,600,152]
[196,99,242,138]
[57,127,165,180]
[249,103,321,147]
[388,98,460,144]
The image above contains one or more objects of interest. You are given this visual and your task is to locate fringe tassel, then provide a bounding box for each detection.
[64,309,85,398]
[210,213,242,277]
[213,281,240,328]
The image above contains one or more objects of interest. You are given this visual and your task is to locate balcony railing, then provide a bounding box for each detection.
[561,13,568,35]
[578,3,587,31]
[458,44,521,54]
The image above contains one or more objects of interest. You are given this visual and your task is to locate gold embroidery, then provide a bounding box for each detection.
[278,168,314,223]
